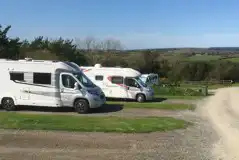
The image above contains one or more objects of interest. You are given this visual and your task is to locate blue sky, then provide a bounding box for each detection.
[1,0,239,49]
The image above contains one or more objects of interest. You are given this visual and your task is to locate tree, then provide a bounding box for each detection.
[0,25,21,59]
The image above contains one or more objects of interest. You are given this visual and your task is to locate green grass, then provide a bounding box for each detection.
[186,55,222,61]
[158,95,203,100]
[107,101,195,110]
[153,86,204,96]
[0,112,190,133]
[207,83,239,89]
[224,57,239,63]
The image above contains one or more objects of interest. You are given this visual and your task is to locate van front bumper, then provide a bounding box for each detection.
[89,95,106,108]
[145,91,154,101]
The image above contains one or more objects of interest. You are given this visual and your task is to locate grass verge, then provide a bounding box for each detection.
[207,83,239,89]
[0,112,190,133]
[153,86,204,96]
[107,101,195,110]
[158,95,203,100]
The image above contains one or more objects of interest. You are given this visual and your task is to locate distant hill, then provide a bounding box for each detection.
[208,47,239,51]
[124,47,239,54]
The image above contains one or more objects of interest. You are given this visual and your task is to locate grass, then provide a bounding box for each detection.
[0,112,190,133]
[159,95,203,100]
[186,55,222,61]
[153,86,204,96]
[207,83,239,89]
[224,57,239,63]
[176,82,239,89]
[107,101,195,110]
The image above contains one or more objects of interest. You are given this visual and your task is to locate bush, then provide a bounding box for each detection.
[153,86,204,96]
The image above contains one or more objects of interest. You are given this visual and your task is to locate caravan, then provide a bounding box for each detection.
[0,58,105,113]
[78,64,155,102]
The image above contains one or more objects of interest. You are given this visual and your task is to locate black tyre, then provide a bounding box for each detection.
[74,99,89,114]
[136,94,145,103]
[2,98,16,111]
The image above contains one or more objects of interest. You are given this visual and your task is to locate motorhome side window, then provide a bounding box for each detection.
[10,72,24,81]
[62,74,77,89]
[125,78,138,88]
[33,73,51,85]
[111,76,123,84]
[95,75,103,81]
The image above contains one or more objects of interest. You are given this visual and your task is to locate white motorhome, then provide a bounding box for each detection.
[0,58,106,113]
[78,64,154,102]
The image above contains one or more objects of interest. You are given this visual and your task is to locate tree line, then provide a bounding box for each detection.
[1,25,239,82]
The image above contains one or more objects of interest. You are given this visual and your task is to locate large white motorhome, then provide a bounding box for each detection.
[77,63,155,102]
[0,58,106,113]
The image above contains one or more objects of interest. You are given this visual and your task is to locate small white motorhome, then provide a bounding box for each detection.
[0,58,106,113]
[78,63,155,102]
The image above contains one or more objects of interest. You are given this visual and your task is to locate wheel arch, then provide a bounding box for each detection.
[136,93,146,100]
[0,96,16,105]
[73,97,89,107]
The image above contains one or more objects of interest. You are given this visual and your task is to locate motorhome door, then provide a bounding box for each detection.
[59,73,79,107]
[124,77,141,99]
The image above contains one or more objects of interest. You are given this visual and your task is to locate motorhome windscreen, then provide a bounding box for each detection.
[73,72,96,88]
[134,76,147,87]
[139,76,147,83]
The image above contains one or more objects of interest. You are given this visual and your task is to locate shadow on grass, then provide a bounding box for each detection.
[0,104,124,114]
[91,103,124,114]
[147,97,168,103]
[106,97,168,103]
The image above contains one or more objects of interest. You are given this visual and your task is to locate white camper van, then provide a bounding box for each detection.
[78,64,154,102]
[0,58,106,113]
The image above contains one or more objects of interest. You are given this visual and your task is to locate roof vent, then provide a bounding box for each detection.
[94,64,102,68]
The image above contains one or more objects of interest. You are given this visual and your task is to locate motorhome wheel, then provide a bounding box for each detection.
[136,94,145,103]
[2,98,16,111]
[74,99,89,114]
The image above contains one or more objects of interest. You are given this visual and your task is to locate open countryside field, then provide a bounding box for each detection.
[187,55,222,61]
[223,57,239,62]
[160,52,239,63]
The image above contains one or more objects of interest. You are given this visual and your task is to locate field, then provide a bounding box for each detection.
[160,53,239,63]
[187,55,222,61]
[224,57,239,62]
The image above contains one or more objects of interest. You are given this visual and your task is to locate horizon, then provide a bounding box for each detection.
[1,0,239,49]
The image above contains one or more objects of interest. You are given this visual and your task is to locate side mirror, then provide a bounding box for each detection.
[136,84,141,88]
[74,82,79,90]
